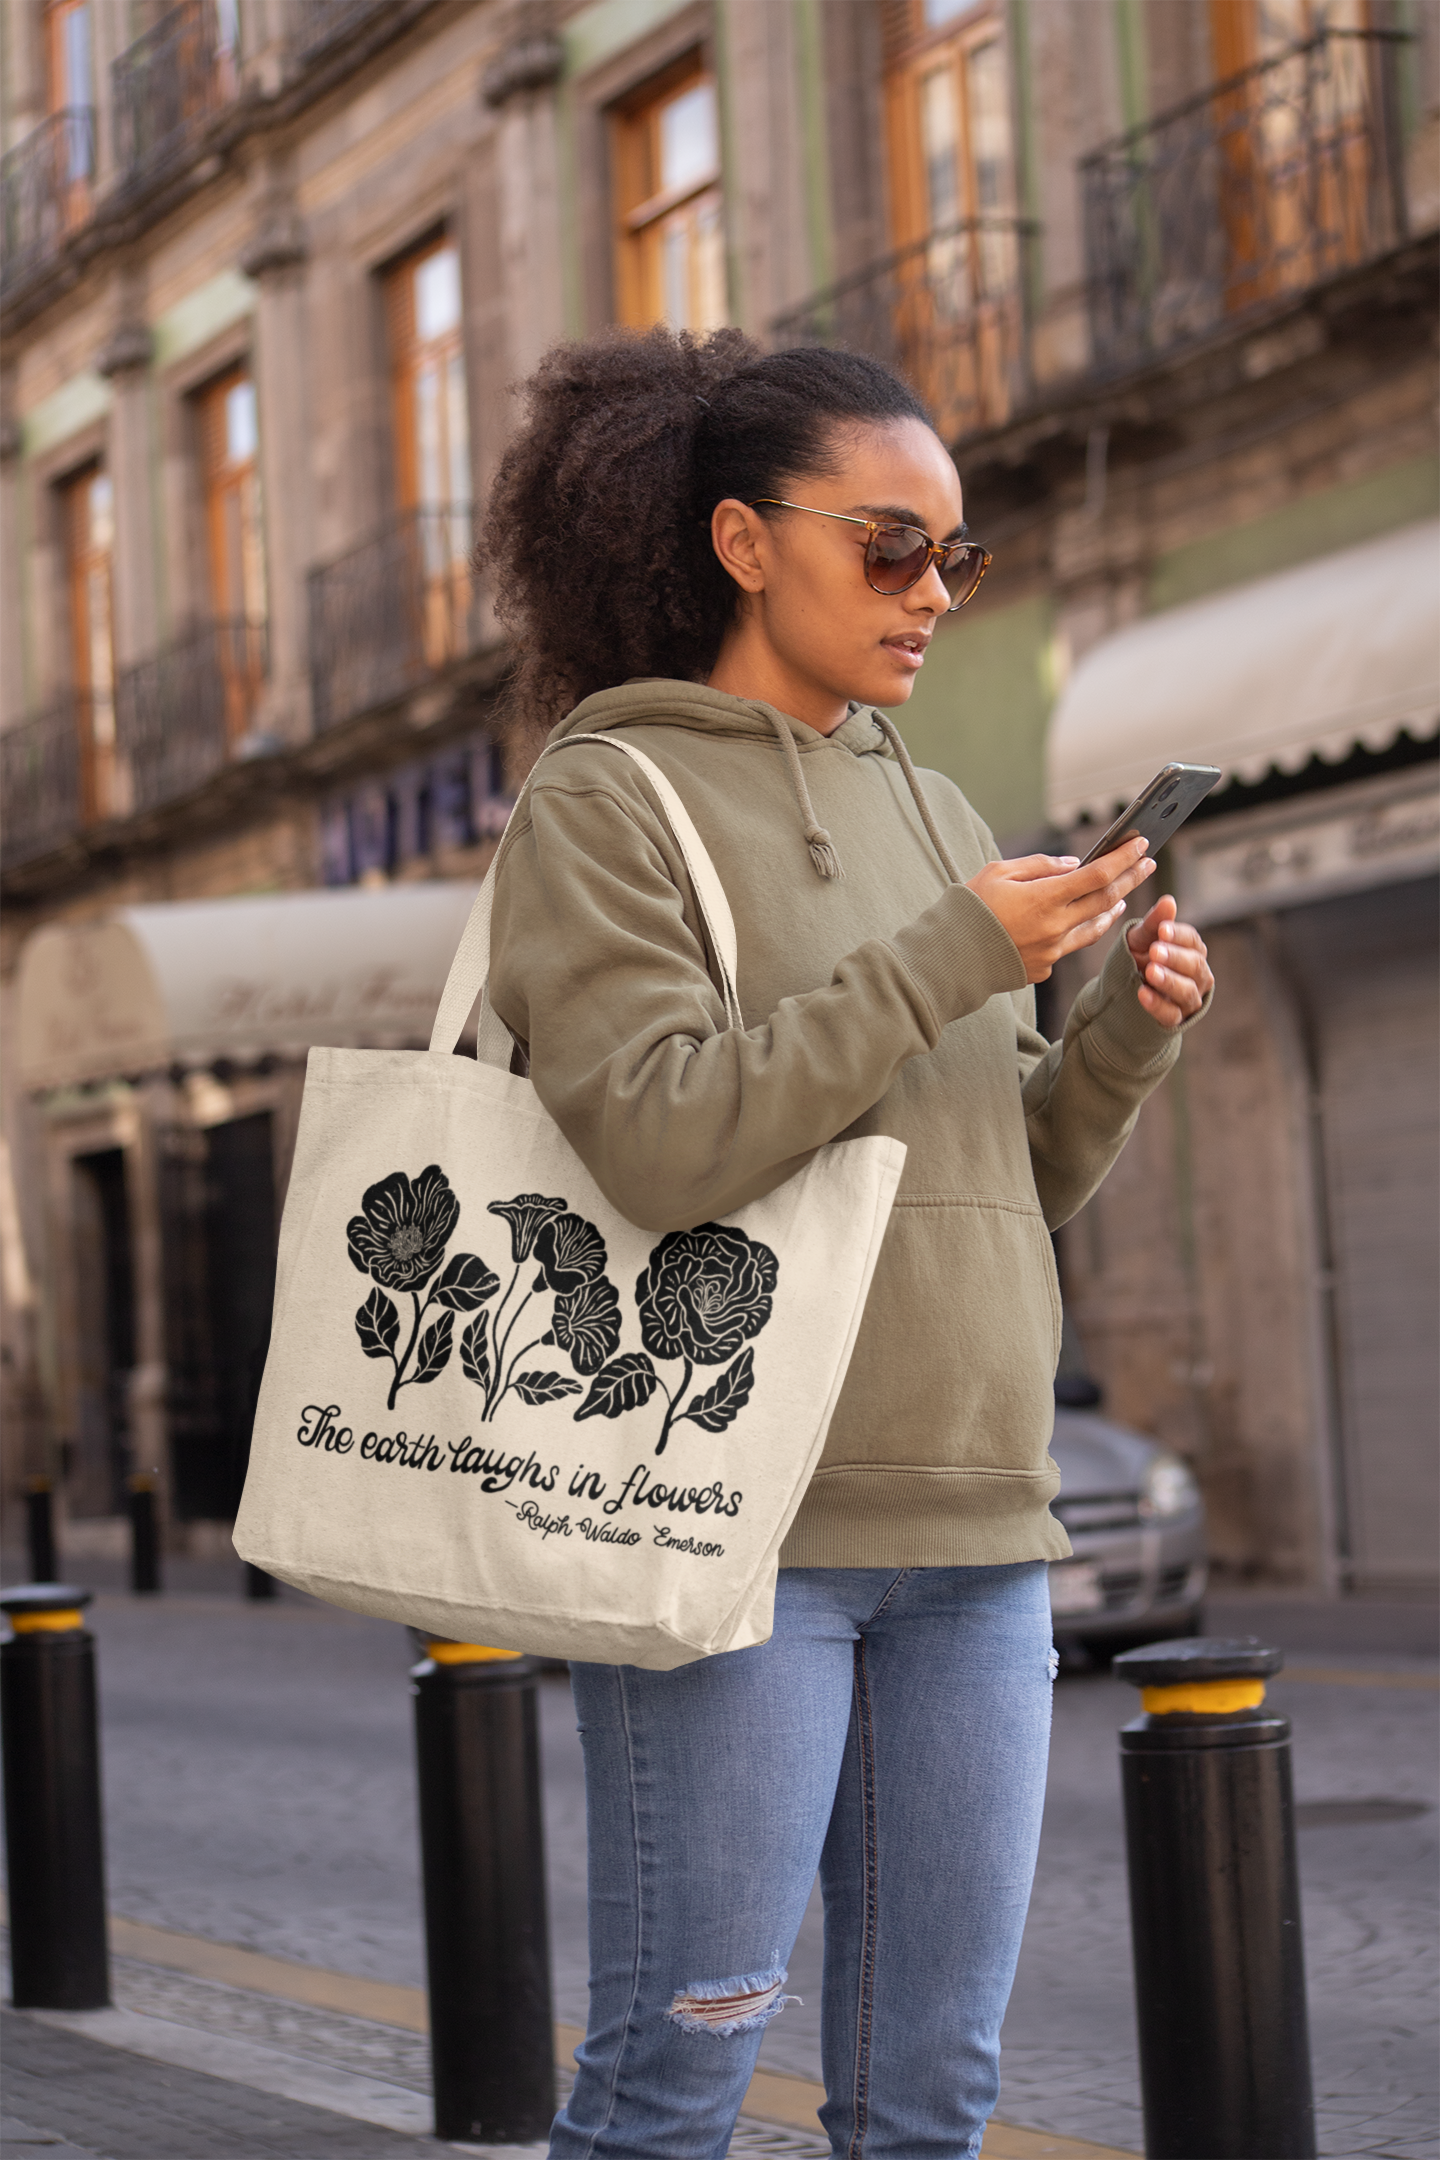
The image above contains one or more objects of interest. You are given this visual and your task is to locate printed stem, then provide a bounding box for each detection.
[489,1282,537,1415]
[654,1359,693,1456]
[484,1333,547,1423]
[388,1289,426,1412]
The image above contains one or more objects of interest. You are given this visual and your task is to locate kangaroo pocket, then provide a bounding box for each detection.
[818,1195,1062,1477]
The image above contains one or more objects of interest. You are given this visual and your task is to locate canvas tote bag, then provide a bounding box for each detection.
[234,734,905,1669]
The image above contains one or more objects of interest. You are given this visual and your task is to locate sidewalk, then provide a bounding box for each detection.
[1,1560,1435,2159]
[1,1937,1132,2160]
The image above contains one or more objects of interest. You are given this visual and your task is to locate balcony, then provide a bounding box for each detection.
[770,219,1038,446]
[0,109,96,292]
[1082,27,1412,372]
[113,0,240,183]
[115,619,267,817]
[293,0,394,56]
[1,699,85,869]
[307,506,484,734]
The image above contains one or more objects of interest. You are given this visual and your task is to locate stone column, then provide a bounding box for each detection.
[96,306,158,670]
[241,191,312,745]
[0,375,26,729]
[482,30,566,385]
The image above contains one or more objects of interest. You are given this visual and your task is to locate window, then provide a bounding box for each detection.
[382,235,473,666]
[886,10,1017,260]
[882,5,1023,438]
[1208,0,1375,310]
[612,64,725,332]
[195,365,267,739]
[43,0,95,210]
[60,462,115,822]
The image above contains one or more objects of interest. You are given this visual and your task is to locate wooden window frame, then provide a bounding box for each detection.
[58,457,115,824]
[610,52,725,331]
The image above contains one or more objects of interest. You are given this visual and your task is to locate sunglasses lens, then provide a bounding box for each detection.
[865,526,932,593]
[941,544,988,608]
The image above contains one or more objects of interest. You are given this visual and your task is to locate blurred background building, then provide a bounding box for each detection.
[1,0,1436,1596]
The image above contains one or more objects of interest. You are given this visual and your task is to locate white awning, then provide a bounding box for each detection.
[1046,520,1440,826]
[17,883,480,1092]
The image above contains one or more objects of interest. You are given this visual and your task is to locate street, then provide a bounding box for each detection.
[2,1570,1436,2159]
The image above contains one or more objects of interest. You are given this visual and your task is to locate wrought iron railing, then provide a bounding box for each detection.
[1081,27,1411,370]
[113,0,240,181]
[293,0,393,56]
[115,618,267,816]
[1,698,86,868]
[770,219,1038,444]
[0,109,96,291]
[307,506,483,734]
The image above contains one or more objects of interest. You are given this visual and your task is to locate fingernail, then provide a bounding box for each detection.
[1059,856,1080,867]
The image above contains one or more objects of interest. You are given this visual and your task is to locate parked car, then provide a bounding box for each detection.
[1047,1376,1207,1655]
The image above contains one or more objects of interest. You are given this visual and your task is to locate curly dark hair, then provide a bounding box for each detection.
[476,326,932,735]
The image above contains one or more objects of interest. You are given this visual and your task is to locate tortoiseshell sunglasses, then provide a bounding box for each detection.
[749,498,992,611]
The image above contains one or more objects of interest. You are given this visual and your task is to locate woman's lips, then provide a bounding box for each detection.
[882,636,930,672]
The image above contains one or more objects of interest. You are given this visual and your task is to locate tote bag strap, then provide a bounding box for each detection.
[428,732,743,1064]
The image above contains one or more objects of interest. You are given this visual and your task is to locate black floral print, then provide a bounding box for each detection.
[637,1226,777,1366]
[347,1167,459,1292]
[347,1167,493,1409]
[348,1175,777,1450]
[487,1194,568,1265]
[576,1223,778,1453]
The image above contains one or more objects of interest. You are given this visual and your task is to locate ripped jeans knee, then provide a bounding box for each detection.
[667,1968,800,2037]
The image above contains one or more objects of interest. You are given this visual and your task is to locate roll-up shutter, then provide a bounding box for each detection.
[1280,876,1440,1592]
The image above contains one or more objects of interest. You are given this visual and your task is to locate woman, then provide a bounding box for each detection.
[480,327,1212,2160]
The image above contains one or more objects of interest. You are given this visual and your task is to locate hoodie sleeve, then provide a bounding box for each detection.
[487,772,1026,1232]
[1016,931,1212,1230]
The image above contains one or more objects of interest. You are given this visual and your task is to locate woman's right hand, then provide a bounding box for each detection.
[966,838,1156,983]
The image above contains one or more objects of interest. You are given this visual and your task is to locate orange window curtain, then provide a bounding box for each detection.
[612,62,725,333]
[382,237,473,667]
[195,365,267,741]
[61,463,115,823]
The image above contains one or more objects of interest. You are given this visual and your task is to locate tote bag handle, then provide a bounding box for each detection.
[428,733,743,1066]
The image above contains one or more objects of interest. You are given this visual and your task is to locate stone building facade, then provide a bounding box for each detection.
[2,0,1436,1595]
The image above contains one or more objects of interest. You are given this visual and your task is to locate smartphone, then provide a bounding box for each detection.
[1078,763,1222,866]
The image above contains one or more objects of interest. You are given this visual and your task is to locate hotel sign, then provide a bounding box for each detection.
[1173,765,1440,927]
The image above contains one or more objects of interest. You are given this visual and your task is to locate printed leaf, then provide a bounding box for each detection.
[460,1312,490,1389]
[683,1347,755,1433]
[513,1370,583,1406]
[574,1352,660,1423]
[412,1310,455,1385]
[432,1251,501,1312]
[356,1288,400,1360]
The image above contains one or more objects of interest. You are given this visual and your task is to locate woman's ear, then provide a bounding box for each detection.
[711,499,768,594]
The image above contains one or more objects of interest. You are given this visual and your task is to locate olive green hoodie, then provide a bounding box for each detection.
[488,681,1203,1569]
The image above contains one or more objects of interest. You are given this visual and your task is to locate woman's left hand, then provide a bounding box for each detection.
[1125,894,1213,1029]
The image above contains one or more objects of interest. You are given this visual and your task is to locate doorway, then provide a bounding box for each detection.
[160,1111,278,1520]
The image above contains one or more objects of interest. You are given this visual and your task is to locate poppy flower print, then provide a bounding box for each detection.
[347,1167,459,1292]
[347,1173,777,1450]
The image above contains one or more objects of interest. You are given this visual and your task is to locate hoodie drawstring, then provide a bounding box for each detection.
[763,707,846,880]
[765,705,964,889]
[871,711,964,885]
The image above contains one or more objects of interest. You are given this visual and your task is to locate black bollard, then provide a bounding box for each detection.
[1115,1636,1316,2159]
[25,1476,56,1583]
[411,1642,556,2144]
[127,1475,161,1595]
[1,1585,110,2010]
[244,1563,278,1601]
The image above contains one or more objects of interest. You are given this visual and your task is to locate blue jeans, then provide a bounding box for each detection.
[550,1562,1055,2160]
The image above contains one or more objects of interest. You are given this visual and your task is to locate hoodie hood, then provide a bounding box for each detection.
[546,680,960,885]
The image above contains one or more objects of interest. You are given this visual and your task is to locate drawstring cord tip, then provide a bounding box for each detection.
[807,829,845,880]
